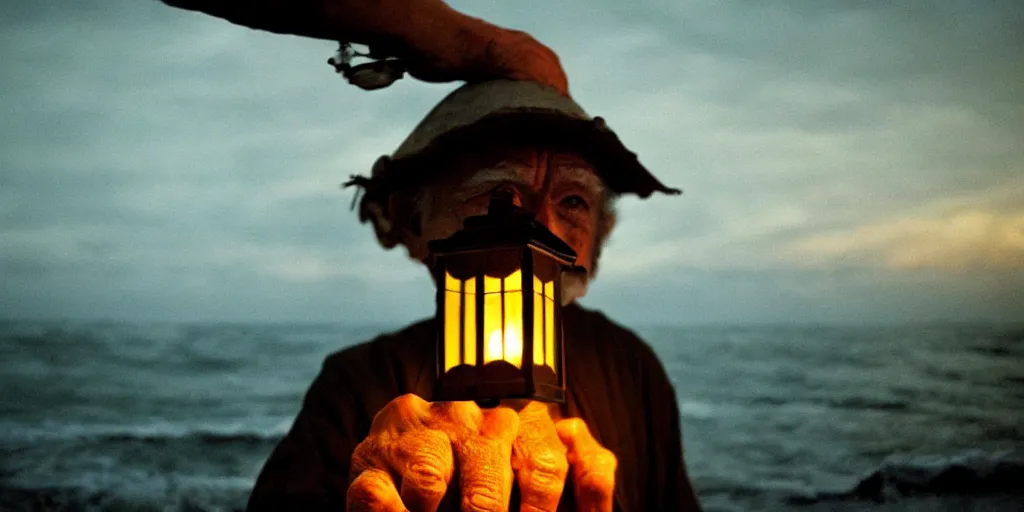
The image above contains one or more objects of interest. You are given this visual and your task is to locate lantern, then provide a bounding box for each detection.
[428,190,580,404]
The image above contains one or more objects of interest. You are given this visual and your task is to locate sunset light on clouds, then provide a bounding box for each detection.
[787,209,1024,271]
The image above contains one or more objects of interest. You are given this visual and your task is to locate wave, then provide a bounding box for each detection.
[0,481,250,512]
[792,448,1024,505]
[99,430,283,446]
[825,396,912,412]
[1,419,292,446]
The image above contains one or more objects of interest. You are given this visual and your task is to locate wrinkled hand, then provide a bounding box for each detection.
[357,0,568,95]
[163,0,569,95]
[347,394,615,512]
[394,11,569,96]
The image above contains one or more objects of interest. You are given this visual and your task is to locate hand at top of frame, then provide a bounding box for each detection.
[161,0,569,95]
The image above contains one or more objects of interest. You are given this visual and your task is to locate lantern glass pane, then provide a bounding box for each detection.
[531,271,558,370]
[483,292,502,364]
[484,275,501,294]
[503,290,523,368]
[445,271,460,292]
[444,287,460,372]
[443,249,520,281]
[545,295,555,368]
[533,291,544,367]
[463,277,476,365]
[502,269,522,291]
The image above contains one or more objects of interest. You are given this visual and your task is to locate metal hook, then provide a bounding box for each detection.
[327,42,406,91]
[327,42,354,73]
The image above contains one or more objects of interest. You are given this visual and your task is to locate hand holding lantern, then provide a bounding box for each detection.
[347,395,617,512]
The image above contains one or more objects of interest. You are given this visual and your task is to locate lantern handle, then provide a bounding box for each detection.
[328,42,407,91]
[487,188,518,216]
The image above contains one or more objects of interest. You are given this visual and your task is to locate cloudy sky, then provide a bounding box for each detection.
[2,0,1022,325]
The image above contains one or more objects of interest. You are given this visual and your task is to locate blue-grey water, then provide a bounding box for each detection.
[1,320,1022,511]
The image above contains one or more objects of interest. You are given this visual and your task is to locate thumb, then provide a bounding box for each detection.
[555,418,616,512]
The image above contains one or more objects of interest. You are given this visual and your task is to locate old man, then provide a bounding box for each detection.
[162,0,702,511]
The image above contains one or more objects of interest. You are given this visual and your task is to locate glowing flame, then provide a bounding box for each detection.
[487,321,522,368]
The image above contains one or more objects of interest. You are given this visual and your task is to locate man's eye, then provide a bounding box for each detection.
[560,195,590,211]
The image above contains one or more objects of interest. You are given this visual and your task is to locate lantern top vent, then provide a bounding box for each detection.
[427,190,577,264]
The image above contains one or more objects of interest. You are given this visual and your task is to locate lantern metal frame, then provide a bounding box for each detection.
[428,190,580,404]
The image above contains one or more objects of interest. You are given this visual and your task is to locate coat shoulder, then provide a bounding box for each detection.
[321,318,436,373]
[569,305,663,368]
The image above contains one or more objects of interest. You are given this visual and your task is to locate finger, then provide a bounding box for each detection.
[371,393,430,434]
[479,406,520,443]
[393,429,455,512]
[555,419,617,512]
[496,31,569,96]
[428,400,484,437]
[512,402,568,512]
[347,468,407,512]
[351,436,390,483]
[455,407,519,512]
[405,17,569,96]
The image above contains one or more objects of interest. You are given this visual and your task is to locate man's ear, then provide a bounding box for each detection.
[364,191,430,261]
[357,156,403,250]
[364,194,401,249]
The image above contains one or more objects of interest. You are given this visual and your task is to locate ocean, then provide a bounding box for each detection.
[1,320,1021,511]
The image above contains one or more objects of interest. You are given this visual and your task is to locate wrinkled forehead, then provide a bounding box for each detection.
[445,145,606,195]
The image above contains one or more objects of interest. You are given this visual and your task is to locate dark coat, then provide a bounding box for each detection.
[247,304,701,511]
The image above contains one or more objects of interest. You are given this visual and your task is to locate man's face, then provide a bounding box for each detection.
[402,145,606,278]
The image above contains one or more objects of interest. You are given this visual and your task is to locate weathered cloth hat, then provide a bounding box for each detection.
[346,80,680,222]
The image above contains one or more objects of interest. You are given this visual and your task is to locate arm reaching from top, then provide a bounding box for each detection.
[160,0,569,94]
